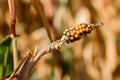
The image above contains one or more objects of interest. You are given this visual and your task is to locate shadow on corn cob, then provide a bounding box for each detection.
[61,22,103,43]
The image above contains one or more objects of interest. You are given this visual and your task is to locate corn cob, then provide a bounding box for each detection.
[63,23,103,43]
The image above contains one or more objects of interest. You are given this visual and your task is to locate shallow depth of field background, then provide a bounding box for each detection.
[0,0,120,80]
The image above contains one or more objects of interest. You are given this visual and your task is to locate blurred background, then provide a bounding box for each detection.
[0,0,120,80]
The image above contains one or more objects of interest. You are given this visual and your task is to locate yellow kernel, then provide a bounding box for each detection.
[65,29,69,32]
[71,26,75,29]
[79,29,83,33]
[66,32,70,37]
[81,24,85,28]
[86,27,89,32]
[82,28,86,32]
[76,30,80,34]
[70,31,74,36]
[88,27,92,31]
[88,25,90,28]
[70,36,74,40]
[78,25,82,29]
[63,31,66,35]
[73,30,76,33]
[75,26,79,30]
[74,34,79,38]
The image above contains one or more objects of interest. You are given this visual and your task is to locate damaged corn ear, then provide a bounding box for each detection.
[63,22,103,43]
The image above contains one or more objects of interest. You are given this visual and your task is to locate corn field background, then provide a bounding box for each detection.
[0,0,120,80]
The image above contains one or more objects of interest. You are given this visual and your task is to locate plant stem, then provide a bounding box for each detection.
[8,0,16,37]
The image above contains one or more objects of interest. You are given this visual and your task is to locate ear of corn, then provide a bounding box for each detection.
[63,23,103,43]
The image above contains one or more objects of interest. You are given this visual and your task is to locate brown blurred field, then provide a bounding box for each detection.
[0,0,120,80]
